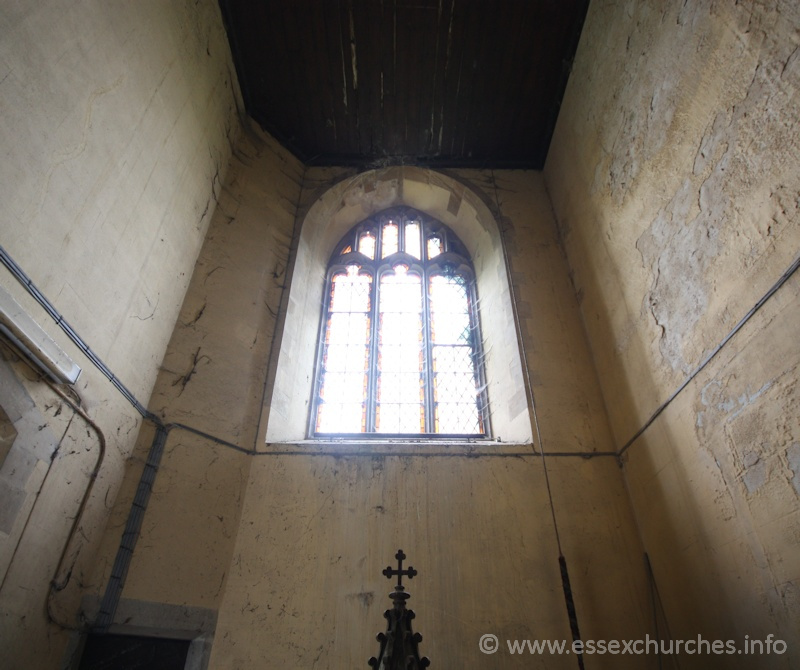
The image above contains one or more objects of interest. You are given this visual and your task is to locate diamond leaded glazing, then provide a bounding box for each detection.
[313,207,488,436]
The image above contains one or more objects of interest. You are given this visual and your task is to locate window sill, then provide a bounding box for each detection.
[260,438,535,457]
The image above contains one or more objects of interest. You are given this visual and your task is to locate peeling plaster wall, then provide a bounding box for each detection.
[88,125,304,638]
[153,165,650,668]
[210,453,646,669]
[89,149,653,666]
[0,1,240,667]
[546,0,800,664]
[0,2,689,667]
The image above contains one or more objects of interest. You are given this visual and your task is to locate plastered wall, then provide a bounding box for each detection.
[545,0,800,666]
[113,150,650,667]
[87,124,305,638]
[0,1,240,667]
[7,0,796,667]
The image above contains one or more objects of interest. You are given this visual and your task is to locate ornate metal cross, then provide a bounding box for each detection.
[370,550,430,668]
[382,549,417,587]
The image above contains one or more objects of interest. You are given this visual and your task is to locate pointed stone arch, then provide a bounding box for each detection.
[264,167,532,444]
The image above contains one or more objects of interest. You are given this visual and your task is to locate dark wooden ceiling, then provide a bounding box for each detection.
[219,0,589,169]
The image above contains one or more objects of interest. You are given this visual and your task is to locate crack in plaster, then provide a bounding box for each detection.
[786,442,800,496]
[171,347,211,396]
[23,75,126,224]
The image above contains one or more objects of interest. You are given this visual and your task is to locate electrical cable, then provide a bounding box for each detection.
[45,380,107,632]
[0,244,156,422]
[490,170,585,669]
[0,339,106,631]
[617,251,800,458]
[0,384,72,598]
[489,170,564,553]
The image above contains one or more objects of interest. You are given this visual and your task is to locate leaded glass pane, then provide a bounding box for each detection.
[317,402,365,434]
[378,372,422,403]
[377,401,424,433]
[382,222,399,257]
[376,267,424,433]
[432,369,481,434]
[358,231,376,259]
[321,371,368,402]
[324,344,368,371]
[330,265,371,312]
[405,221,421,259]
[429,275,471,344]
[379,343,421,371]
[432,345,472,372]
[316,267,372,433]
[435,401,481,434]
[427,234,442,259]
[429,273,483,434]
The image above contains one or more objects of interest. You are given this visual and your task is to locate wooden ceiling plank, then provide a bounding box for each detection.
[409,1,443,157]
[279,1,317,158]
[448,0,489,163]
[436,0,467,161]
[342,0,365,159]
[521,3,588,166]
[483,1,531,163]
[418,0,449,157]
[317,0,352,159]
[304,1,339,158]
[505,9,543,162]
[427,0,455,158]
[482,2,532,164]
[222,0,589,168]
[394,3,415,156]
[262,2,304,155]
[351,0,381,157]
[400,0,447,158]
[381,0,402,157]
[232,2,286,143]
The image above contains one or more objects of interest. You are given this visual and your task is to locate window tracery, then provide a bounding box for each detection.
[311,207,489,437]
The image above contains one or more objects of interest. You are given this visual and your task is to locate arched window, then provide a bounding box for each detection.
[311,207,489,437]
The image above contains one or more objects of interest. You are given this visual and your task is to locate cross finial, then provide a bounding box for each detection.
[382,549,417,587]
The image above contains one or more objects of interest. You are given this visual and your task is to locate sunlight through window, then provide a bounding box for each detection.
[312,208,488,437]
